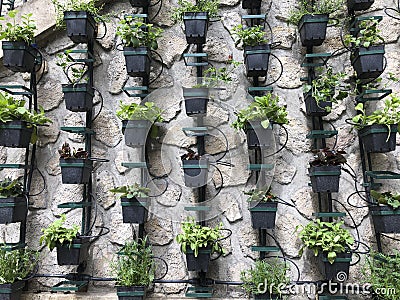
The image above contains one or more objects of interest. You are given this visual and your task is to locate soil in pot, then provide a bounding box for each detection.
[117,285,146,300]
[0,120,33,148]
[182,158,209,188]
[351,45,384,79]
[123,46,151,77]
[64,11,96,43]
[370,205,400,233]
[183,88,209,116]
[120,197,148,224]
[298,14,329,47]
[59,158,93,184]
[318,252,352,281]
[2,41,37,73]
[244,44,270,77]
[183,12,209,44]
[122,120,152,147]
[62,83,94,112]
[245,121,274,149]
[309,165,341,193]
[185,245,212,272]
[304,92,332,117]
[0,281,25,300]
[358,124,397,153]
[56,237,90,265]
[0,197,27,224]
[242,0,262,9]
[249,201,278,229]
[347,0,374,11]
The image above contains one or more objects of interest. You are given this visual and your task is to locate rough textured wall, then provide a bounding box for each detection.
[0,0,400,299]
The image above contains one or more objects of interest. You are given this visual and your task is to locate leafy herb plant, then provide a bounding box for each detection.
[181,149,201,161]
[0,10,36,43]
[240,258,290,297]
[0,177,23,198]
[231,93,289,131]
[309,148,347,167]
[193,58,240,88]
[172,0,219,22]
[111,237,155,287]
[176,217,225,257]
[116,102,163,123]
[110,183,150,199]
[56,50,87,85]
[344,18,384,48]
[297,219,354,264]
[58,142,88,159]
[0,247,38,284]
[370,190,400,209]
[231,25,268,47]
[39,214,80,251]
[244,188,277,203]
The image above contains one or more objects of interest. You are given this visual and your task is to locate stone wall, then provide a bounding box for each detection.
[0,0,400,299]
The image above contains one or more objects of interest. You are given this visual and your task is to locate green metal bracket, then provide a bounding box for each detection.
[124,13,148,19]
[182,127,208,137]
[318,295,348,300]
[183,53,209,67]
[121,162,148,168]
[313,212,346,218]
[241,14,266,20]
[356,89,392,103]
[301,53,331,67]
[51,281,89,292]
[247,164,274,171]
[0,85,33,95]
[185,286,213,298]
[184,205,211,211]
[123,86,149,98]
[247,86,273,95]
[366,171,400,179]
[58,201,92,209]
[251,246,280,252]
[60,127,95,135]
[1,242,26,251]
[0,164,30,169]
[306,130,338,139]
[65,49,95,63]
[117,290,145,297]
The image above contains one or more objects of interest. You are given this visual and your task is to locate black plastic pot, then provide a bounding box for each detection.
[122,120,152,147]
[358,124,397,153]
[59,158,92,184]
[351,45,384,79]
[244,44,270,77]
[318,252,352,281]
[249,201,277,229]
[370,205,400,233]
[347,0,374,11]
[62,83,94,112]
[129,0,151,7]
[117,285,146,300]
[0,281,25,300]
[185,246,212,272]
[242,0,262,9]
[2,41,37,73]
[123,46,151,77]
[120,197,148,224]
[0,197,27,224]
[182,158,209,188]
[254,294,282,300]
[183,12,209,44]
[245,122,274,149]
[183,87,209,116]
[304,92,332,117]
[64,11,96,43]
[0,120,33,148]
[56,237,90,265]
[298,14,329,47]
[309,165,341,193]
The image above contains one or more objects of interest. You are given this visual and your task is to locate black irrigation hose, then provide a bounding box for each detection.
[153,256,169,280]
[149,0,162,7]
[92,87,104,122]
[145,176,169,197]
[65,62,88,84]
[384,7,400,21]
[264,53,283,87]
[325,120,338,150]
[27,167,47,197]
[95,20,108,40]
[209,164,224,198]
[275,196,296,208]
[346,191,371,209]
[265,231,285,255]
[149,0,162,21]
[34,50,45,84]
[149,50,164,85]
[380,233,400,242]
[264,124,288,158]
[265,21,274,45]
[276,256,301,282]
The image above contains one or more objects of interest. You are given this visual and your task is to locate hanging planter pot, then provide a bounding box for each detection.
[182,158,209,188]
[123,46,151,77]
[0,281,25,300]
[185,245,212,272]
[347,0,374,11]
[242,0,262,9]
[129,0,151,7]
[370,205,400,233]
[2,41,37,73]
[0,120,33,148]
[304,92,332,117]
[358,124,397,153]
[120,197,149,224]
[309,165,341,193]
[298,14,329,47]
[244,44,270,77]
[245,121,273,149]
[64,11,96,44]
[62,83,94,112]
[351,45,384,79]
[183,12,209,44]
[183,87,209,116]
[117,285,146,300]
[249,201,278,229]
[318,252,352,281]
[56,237,90,265]
[121,120,152,147]
[0,197,27,224]
[59,158,93,184]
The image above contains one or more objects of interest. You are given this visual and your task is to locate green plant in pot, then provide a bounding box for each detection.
[110,183,151,224]
[232,24,270,77]
[344,18,385,79]
[0,177,27,224]
[351,94,400,153]
[0,10,37,72]
[116,17,163,77]
[172,0,219,44]
[40,214,88,265]
[303,67,349,116]
[245,188,279,229]
[231,93,288,149]
[369,190,400,234]
[288,0,345,47]
[176,217,226,272]
[0,91,52,147]
[241,258,290,299]
[116,101,163,147]
[111,237,155,300]
[58,142,92,184]
[297,219,354,280]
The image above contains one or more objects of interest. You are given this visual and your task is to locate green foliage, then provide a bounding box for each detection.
[240,258,290,297]
[116,17,163,49]
[58,142,88,159]
[176,217,225,257]
[116,101,163,122]
[303,67,349,113]
[110,183,150,199]
[231,93,289,131]
[111,237,155,287]
[0,247,38,284]
[172,0,219,22]
[0,177,23,198]
[309,148,347,167]
[56,50,87,84]
[370,190,400,209]
[39,214,80,251]
[193,58,240,88]
[362,251,400,300]
[0,10,36,43]
[344,18,384,48]
[244,188,277,203]
[288,0,345,25]
[297,219,354,264]
[231,25,268,47]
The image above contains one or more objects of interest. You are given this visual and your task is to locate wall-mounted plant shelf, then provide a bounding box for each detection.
[366,171,400,179]
[355,89,391,102]
[182,127,209,137]
[58,201,92,209]
[123,86,149,98]
[247,164,274,171]
[185,286,213,298]
[121,162,148,169]
[51,280,89,292]
[183,53,209,67]
[306,130,338,139]
[0,85,33,95]
[251,246,280,252]
[301,53,331,68]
